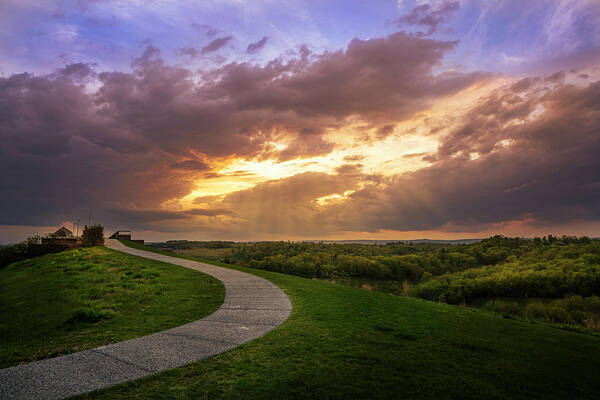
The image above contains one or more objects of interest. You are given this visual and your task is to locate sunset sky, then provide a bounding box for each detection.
[1,0,599,243]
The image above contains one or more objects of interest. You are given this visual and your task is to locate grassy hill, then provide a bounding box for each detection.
[74,241,600,400]
[0,246,224,368]
[144,236,600,332]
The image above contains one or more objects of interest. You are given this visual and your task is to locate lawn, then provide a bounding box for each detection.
[75,241,600,400]
[122,240,231,261]
[0,246,224,368]
[175,246,234,261]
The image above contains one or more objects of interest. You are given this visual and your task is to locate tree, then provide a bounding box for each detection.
[82,225,104,246]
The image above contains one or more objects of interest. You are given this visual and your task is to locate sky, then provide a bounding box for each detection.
[1,0,600,243]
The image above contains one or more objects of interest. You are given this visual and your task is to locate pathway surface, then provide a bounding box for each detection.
[0,240,291,400]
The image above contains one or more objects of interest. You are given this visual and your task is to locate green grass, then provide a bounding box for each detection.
[75,241,600,400]
[121,240,203,260]
[0,246,224,368]
[175,247,234,261]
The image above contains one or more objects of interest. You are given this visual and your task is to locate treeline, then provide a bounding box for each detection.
[223,235,534,280]
[0,236,68,269]
[159,240,235,250]
[482,296,600,330]
[194,235,600,331]
[412,238,600,304]
[1,225,105,268]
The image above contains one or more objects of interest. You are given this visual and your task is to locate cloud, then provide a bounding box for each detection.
[171,159,209,170]
[191,23,218,38]
[178,47,200,58]
[53,62,97,81]
[104,207,234,224]
[343,155,365,162]
[218,171,363,235]
[395,1,460,35]
[325,78,600,232]
[194,76,600,236]
[76,0,109,13]
[87,32,481,161]
[0,32,485,232]
[201,36,233,54]
[246,37,268,54]
[402,152,428,159]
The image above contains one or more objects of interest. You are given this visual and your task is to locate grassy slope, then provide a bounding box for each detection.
[77,242,600,400]
[0,246,224,368]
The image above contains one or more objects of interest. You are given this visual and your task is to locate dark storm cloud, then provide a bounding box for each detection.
[171,159,209,171]
[246,37,268,54]
[337,79,600,231]
[2,31,479,161]
[395,1,460,36]
[103,207,234,224]
[211,77,600,235]
[0,31,484,230]
[0,71,94,157]
[197,32,485,147]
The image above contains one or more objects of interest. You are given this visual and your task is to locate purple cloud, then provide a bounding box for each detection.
[247,37,268,54]
[201,36,233,54]
[0,32,486,232]
[396,1,460,35]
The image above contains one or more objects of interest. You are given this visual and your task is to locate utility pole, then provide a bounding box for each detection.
[73,219,80,237]
[88,210,92,227]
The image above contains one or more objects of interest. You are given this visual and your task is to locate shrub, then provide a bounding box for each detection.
[82,225,104,246]
[524,302,549,321]
[483,299,521,316]
[0,235,68,268]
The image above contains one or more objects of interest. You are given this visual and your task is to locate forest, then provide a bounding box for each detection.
[158,235,600,332]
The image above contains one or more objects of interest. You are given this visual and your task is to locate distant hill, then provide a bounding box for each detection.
[400,238,482,245]
[301,239,482,245]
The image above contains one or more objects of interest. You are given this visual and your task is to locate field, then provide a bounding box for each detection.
[0,246,224,368]
[147,237,600,332]
[70,241,600,400]
[2,241,599,399]
[176,246,234,261]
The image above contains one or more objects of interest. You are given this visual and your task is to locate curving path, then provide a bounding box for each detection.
[0,239,291,400]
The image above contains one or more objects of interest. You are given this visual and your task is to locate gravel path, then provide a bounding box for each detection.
[0,239,291,400]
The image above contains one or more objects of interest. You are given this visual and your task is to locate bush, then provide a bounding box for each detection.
[524,302,549,321]
[483,299,521,316]
[82,225,104,246]
[479,295,600,330]
[0,235,68,268]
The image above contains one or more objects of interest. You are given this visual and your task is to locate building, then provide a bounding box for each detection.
[109,230,144,244]
[54,227,73,237]
[109,230,132,240]
[41,226,82,248]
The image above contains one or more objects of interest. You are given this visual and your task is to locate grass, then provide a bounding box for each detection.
[176,247,234,261]
[123,240,234,262]
[0,246,224,368]
[74,241,600,400]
